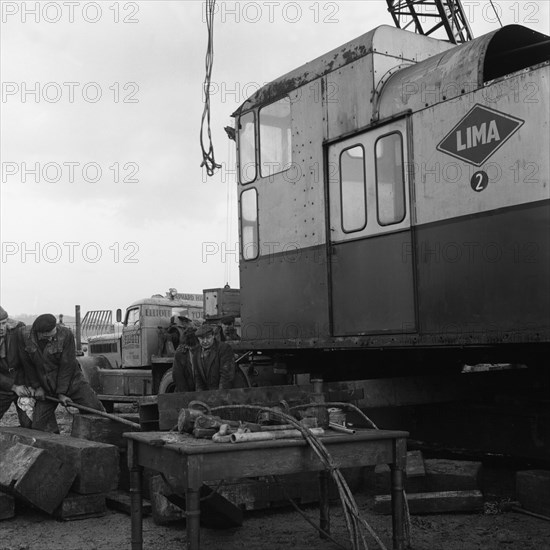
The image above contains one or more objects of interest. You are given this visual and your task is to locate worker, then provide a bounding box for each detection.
[172,326,199,392]
[0,306,32,426]
[18,313,106,433]
[220,315,241,342]
[173,324,235,392]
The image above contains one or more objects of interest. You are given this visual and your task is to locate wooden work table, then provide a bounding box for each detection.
[124,429,409,550]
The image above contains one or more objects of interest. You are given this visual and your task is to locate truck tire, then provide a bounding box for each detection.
[157,364,251,394]
[158,368,176,394]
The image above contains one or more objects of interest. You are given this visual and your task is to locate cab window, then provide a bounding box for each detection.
[241,188,259,260]
[260,97,291,178]
[125,307,140,326]
[238,111,256,184]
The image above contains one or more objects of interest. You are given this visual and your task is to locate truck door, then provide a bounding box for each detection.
[122,306,142,367]
[327,119,416,336]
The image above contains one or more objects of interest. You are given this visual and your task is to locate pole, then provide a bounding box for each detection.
[45,396,141,429]
[75,305,82,354]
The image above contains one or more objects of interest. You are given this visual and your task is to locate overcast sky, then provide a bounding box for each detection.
[1,0,548,318]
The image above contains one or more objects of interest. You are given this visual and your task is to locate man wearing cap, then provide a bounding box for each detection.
[18,313,105,433]
[173,323,235,392]
[0,306,32,425]
[220,315,241,342]
[172,326,199,392]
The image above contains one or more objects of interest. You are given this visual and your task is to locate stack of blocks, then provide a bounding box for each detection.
[0,425,119,520]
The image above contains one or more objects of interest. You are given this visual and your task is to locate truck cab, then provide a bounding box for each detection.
[80,290,204,399]
[121,294,203,369]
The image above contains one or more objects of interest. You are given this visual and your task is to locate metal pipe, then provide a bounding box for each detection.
[45,396,141,429]
[75,305,82,353]
[329,422,356,434]
[230,427,324,443]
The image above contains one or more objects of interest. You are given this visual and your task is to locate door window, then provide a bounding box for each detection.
[340,145,367,233]
[375,132,406,226]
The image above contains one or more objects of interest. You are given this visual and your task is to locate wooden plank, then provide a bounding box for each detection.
[516,470,550,517]
[105,490,151,516]
[406,450,426,478]
[374,490,484,515]
[0,440,76,514]
[424,459,481,492]
[54,492,106,520]
[367,451,427,494]
[0,427,119,495]
[71,413,140,450]
[0,492,15,520]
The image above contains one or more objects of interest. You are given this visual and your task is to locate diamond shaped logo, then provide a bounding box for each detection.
[437,104,524,166]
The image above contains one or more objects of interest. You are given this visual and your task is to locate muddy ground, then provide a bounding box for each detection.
[1,404,550,550]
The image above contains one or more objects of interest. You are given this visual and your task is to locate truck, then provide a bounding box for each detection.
[78,287,285,410]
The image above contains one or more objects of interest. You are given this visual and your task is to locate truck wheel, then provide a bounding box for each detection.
[158,368,176,394]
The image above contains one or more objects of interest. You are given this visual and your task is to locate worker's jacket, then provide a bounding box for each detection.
[18,325,80,395]
[0,319,25,392]
[173,341,235,392]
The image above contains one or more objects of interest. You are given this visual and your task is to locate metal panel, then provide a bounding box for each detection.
[249,84,326,255]
[327,56,374,138]
[239,245,329,342]
[411,65,549,226]
[330,232,416,335]
[415,200,550,336]
[234,25,449,117]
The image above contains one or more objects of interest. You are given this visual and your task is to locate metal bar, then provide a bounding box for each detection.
[75,305,82,353]
[45,396,141,429]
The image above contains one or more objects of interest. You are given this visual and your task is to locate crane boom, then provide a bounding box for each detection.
[386,0,474,44]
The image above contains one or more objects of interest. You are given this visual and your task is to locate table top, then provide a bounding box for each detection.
[124,428,409,455]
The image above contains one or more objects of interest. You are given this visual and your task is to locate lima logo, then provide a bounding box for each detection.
[437,105,524,166]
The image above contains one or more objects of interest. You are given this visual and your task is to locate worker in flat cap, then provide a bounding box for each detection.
[18,313,105,433]
[173,323,235,392]
[0,306,33,426]
[171,326,199,392]
[220,315,241,342]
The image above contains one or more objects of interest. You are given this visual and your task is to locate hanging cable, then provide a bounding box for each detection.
[200,0,222,177]
[489,0,503,27]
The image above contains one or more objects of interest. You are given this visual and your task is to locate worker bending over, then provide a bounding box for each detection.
[18,313,105,433]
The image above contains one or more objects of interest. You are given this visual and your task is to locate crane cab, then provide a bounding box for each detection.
[233,24,550,372]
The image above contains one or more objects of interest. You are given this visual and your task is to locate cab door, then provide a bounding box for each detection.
[122,306,142,367]
[327,119,416,336]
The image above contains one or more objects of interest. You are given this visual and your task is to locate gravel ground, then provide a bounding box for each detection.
[2,403,550,550]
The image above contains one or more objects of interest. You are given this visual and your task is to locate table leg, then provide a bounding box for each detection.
[390,464,405,550]
[128,440,143,550]
[319,469,330,538]
[186,488,201,550]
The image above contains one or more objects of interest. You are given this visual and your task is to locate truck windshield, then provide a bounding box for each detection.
[125,307,140,326]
